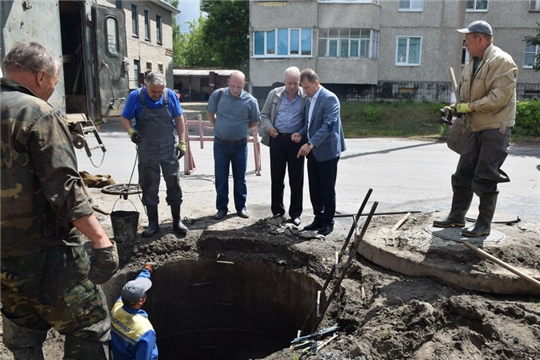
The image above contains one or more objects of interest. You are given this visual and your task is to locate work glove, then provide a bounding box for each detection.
[144,262,159,274]
[127,128,140,144]
[88,241,119,284]
[456,103,472,114]
[175,141,186,160]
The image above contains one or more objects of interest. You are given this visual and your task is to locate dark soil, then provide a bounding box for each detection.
[2,212,539,360]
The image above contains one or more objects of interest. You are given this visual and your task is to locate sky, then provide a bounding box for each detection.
[176,0,202,34]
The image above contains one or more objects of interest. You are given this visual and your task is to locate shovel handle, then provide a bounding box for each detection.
[391,212,411,231]
[464,242,540,290]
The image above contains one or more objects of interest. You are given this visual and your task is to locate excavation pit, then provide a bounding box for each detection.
[104,259,325,359]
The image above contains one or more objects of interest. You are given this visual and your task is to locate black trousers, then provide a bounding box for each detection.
[451,127,511,197]
[138,137,183,207]
[307,153,339,226]
[269,135,305,218]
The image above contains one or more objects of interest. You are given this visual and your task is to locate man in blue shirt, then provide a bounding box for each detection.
[259,67,306,226]
[121,71,188,237]
[111,264,158,360]
[206,71,260,220]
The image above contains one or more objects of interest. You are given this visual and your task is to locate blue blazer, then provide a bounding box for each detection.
[300,87,346,162]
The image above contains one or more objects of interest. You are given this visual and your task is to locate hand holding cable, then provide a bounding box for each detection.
[175,141,186,160]
[127,128,140,144]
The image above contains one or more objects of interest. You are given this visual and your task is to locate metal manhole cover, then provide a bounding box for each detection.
[465,209,519,224]
[424,226,506,244]
[101,183,142,196]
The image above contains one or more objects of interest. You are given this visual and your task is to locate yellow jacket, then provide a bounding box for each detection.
[460,44,518,132]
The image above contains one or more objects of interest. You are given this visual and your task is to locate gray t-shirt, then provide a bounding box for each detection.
[207,88,260,141]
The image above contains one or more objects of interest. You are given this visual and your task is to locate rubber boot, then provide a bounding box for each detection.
[142,205,160,237]
[2,313,46,360]
[461,193,497,237]
[171,205,189,234]
[433,188,474,227]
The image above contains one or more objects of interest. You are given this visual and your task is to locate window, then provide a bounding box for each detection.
[318,29,379,59]
[133,59,139,82]
[395,36,422,66]
[146,62,152,72]
[106,17,119,55]
[466,0,488,11]
[131,5,138,37]
[144,10,151,41]
[115,0,122,9]
[253,28,312,57]
[524,43,539,68]
[461,40,471,65]
[399,0,423,11]
[530,0,540,11]
[318,0,379,3]
[156,15,162,44]
[158,64,164,73]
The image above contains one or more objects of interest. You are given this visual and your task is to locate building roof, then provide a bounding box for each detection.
[154,0,180,14]
[173,69,235,77]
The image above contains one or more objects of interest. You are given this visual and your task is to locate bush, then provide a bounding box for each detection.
[515,100,540,137]
[363,106,382,124]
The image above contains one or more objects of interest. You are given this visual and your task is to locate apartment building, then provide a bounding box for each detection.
[249,0,540,102]
[99,0,179,89]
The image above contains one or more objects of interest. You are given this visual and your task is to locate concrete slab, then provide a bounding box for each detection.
[359,212,540,296]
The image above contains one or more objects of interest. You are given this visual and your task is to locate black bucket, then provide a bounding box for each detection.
[110,199,139,242]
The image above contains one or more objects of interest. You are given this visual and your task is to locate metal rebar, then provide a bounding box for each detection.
[298,189,373,335]
[310,201,379,333]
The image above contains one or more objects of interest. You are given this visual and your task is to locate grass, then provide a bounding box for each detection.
[190,100,539,143]
[340,100,540,144]
[340,100,449,139]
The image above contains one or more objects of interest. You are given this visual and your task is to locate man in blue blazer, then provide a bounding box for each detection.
[296,69,346,236]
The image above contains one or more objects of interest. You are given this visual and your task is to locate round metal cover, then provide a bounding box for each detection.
[424,225,506,244]
[101,183,141,196]
[465,209,519,224]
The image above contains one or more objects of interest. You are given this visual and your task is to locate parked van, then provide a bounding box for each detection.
[1,0,130,157]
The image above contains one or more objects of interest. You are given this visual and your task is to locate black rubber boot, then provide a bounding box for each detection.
[433,188,474,228]
[461,193,497,237]
[171,205,189,234]
[142,206,160,237]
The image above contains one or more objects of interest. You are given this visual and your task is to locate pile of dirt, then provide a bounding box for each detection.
[1,214,539,360]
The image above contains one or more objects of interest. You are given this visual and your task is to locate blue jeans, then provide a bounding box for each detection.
[213,137,248,212]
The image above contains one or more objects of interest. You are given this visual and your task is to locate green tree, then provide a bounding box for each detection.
[200,0,249,69]
[524,22,540,71]
[171,0,183,67]
[176,16,217,67]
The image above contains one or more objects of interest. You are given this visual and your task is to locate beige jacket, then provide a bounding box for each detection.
[460,44,518,132]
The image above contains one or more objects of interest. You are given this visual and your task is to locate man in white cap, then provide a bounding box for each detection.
[434,20,517,237]
[111,264,158,360]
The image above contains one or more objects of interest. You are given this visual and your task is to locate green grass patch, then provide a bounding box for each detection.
[341,100,447,138]
[340,100,540,142]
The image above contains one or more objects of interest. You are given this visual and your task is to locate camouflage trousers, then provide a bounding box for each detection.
[1,244,111,358]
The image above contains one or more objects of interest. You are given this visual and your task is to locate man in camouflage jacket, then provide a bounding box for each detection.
[1,42,119,359]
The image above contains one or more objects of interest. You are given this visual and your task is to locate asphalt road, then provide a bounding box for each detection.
[77,119,540,224]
